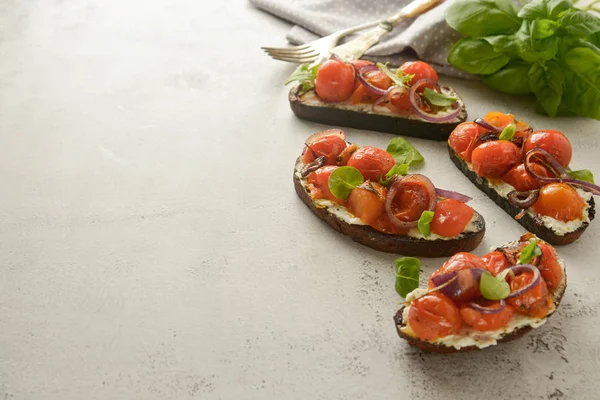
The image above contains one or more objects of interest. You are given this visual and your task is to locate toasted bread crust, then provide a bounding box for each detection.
[447,144,595,245]
[393,237,567,353]
[289,85,468,141]
[293,160,485,256]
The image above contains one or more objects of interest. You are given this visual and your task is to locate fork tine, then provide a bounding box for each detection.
[264,48,317,57]
[269,54,319,63]
[261,44,309,52]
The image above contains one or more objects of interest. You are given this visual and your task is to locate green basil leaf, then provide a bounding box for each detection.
[422,88,458,107]
[484,34,520,56]
[482,60,533,95]
[417,210,435,238]
[386,137,424,166]
[445,0,521,37]
[531,19,559,39]
[376,62,412,87]
[448,38,511,75]
[499,123,517,140]
[559,10,600,37]
[379,164,409,186]
[569,169,595,183]
[515,21,559,63]
[519,238,542,264]
[529,60,565,117]
[328,166,364,200]
[517,0,573,20]
[480,271,511,301]
[395,257,421,298]
[285,63,320,90]
[562,47,600,120]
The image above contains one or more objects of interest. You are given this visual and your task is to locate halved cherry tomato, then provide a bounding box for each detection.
[351,60,374,70]
[303,135,348,165]
[471,140,521,179]
[306,166,345,205]
[347,182,387,225]
[481,251,511,276]
[346,146,395,181]
[399,61,438,88]
[448,122,481,163]
[481,112,515,132]
[350,70,393,104]
[507,272,552,318]
[388,88,412,112]
[430,199,474,238]
[315,59,356,103]
[523,130,572,168]
[407,292,462,341]
[369,213,409,235]
[429,252,487,289]
[537,243,563,291]
[531,183,585,222]
[389,175,434,223]
[460,302,515,331]
[502,162,552,192]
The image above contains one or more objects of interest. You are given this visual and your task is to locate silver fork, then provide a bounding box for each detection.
[262,0,443,64]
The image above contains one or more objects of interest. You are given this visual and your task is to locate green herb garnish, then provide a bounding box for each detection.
[569,169,595,183]
[422,87,459,107]
[376,62,413,87]
[498,123,517,140]
[327,166,364,200]
[379,164,409,186]
[395,257,421,298]
[386,137,424,166]
[519,238,542,264]
[285,63,321,91]
[417,210,435,238]
[480,270,511,300]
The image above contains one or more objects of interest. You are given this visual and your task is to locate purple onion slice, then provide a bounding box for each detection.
[357,65,388,97]
[384,174,437,229]
[507,189,540,209]
[430,268,486,302]
[301,156,326,177]
[467,299,506,314]
[435,188,473,203]
[474,118,502,134]
[408,79,461,123]
[505,264,541,299]
[305,128,346,145]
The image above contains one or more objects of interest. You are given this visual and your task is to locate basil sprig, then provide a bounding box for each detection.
[569,169,595,183]
[498,123,517,140]
[417,210,435,238]
[480,270,511,300]
[328,166,364,200]
[395,257,421,298]
[380,136,425,186]
[285,63,321,91]
[422,88,458,107]
[376,62,413,87]
[519,238,542,264]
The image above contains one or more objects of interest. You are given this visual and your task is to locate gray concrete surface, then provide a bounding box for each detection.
[1,1,600,399]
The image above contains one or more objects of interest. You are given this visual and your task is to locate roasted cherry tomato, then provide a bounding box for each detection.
[350,70,393,104]
[507,272,552,318]
[523,130,572,168]
[448,122,481,162]
[407,293,462,341]
[537,243,563,291]
[429,252,487,289]
[306,166,345,205]
[481,112,515,132]
[346,146,395,181]
[347,182,387,225]
[388,88,412,112]
[389,175,434,223]
[502,162,552,192]
[303,135,348,165]
[460,302,515,331]
[430,199,475,238]
[471,140,521,179]
[351,60,374,70]
[315,59,356,103]
[481,251,511,276]
[531,183,585,222]
[399,61,438,88]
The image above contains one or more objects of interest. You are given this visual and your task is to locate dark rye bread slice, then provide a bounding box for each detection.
[293,161,485,257]
[289,85,468,141]
[393,238,568,353]
[448,144,595,246]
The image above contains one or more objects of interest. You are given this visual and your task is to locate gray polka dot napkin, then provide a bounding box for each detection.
[250,0,473,78]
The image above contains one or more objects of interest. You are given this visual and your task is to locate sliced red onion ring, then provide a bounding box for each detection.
[524,148,600,196]
[372,86,412,114]
[507,189,540,209]
[431,268,486,302]
[358,65,388,97]
[305,129,346,145]
[506,264,541,299]
[301,156,326,177]
[435,188,472,203]
[467,299,506,314]
[474,118,502,134]
[409,79,461,123]
[384,174,437,229]
[474,133,499,148]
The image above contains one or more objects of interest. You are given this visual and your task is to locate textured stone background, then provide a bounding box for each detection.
[0,1,599,399]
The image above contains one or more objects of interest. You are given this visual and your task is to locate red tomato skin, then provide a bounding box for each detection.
[399,61,438,87]
[346,182,386,225]
[507,272,552,319]
[346,146,395,181]
[449,122,481,162]
[306,166,345,205]
[481,251,511,276]
[315,60,356,103]
[407,293,462,341]
[471,141,522,179]
[303,136,348,165]
[429,252,487,289]
[523,130,572,168]
[502,163,551,192]
[430,199,475,238]
[351,60,374,70]
[538,243,564,291]
[350,70,393,104]
[389,177,434,223]
[531,183,585,222]
[460,303,515,331]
